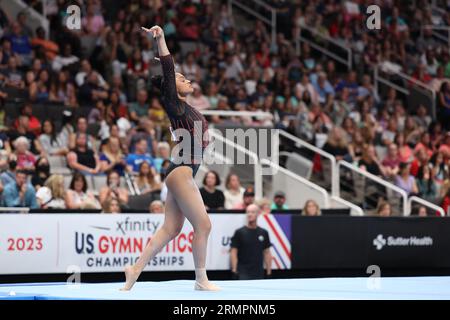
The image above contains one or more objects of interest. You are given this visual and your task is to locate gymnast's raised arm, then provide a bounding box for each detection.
[141,25,183,116]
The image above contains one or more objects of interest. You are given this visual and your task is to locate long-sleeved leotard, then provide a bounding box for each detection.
[159,54,210,163]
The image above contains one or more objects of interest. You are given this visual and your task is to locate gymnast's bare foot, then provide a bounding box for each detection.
[194,281,221,291]
[120,265,140,291]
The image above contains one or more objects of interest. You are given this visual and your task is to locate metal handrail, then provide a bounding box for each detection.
[260,158,330,208]
[408,196,446,217]
[337,160,409,216]
[209,130,263,199]
[374,64,438,119]
[296,23,352,69]
[228,0,277,47]
[330,195,364,216]
[277,129,338,197]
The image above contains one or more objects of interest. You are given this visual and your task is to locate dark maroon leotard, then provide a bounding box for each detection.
[159,54,209,175]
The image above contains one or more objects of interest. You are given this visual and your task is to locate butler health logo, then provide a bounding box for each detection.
[373,234,433,250]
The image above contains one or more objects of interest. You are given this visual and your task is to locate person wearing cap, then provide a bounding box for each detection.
[271,191,289,210]
[230,204,272,280]
[233,186,255,210]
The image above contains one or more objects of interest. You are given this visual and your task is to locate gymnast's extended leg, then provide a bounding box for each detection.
[165,166,220,291]
[121,190,185,290]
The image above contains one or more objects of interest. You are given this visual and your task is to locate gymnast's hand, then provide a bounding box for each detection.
[141,25,164,39]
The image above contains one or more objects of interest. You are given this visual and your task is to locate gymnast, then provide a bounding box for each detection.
[121,25,219,291]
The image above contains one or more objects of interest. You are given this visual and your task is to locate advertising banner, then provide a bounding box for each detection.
[0,213,292,274]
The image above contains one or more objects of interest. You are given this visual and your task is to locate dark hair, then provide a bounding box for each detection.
[151,75,163,91]
[225,173,239,189]
[69,172,87,193]
[203,170,221,186]
[399,162,410,173]
[16,169,28,176]
[106,170,120,187]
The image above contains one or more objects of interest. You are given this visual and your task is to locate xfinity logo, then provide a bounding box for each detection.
[373,234,433,250]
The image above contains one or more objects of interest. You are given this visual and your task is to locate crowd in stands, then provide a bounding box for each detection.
[0,0,448,216]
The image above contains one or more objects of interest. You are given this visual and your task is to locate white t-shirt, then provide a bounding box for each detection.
[224,187,245,209]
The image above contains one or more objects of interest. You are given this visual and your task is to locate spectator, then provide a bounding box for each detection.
[99,136,126,176]
[377,202,392,217]
[101,197,121,214]
[186,83,211,111]
[149,200,164,214]
[417,206,428,217]
[382,143,402,178]
[1,154,17,186]
[200,170,225,210]
[302,199,321,216]
[3,170,38,208]
[395,133,414,163]
[271,191,289,210]
[359,144,386,177]
[134,161,161,194]
[416,165,438,203]
[51,43,79,72]
[395,162,419,196]
[322,127,349,161]
[233,186,255,210]
[230,204,272,280]
[126,138,154,173]
[13,136,36,173]
[67,133,101,175]
[441,182,450,216]
[49,70,78,106]
[65,172,101,210]
[69,116,96,150]
[6,22,32,65]
[31,156,50,189]
[35,174,66,209]
[257,198,272,215]
[224,173,245,209]
[39,119,68,157]
[2,56,24,89]
[99,170,129,208]
[14,103,41,135]
[31,26,59,61]
[79,71,108,105]
[129,89,150,123]
[153,142,171,174]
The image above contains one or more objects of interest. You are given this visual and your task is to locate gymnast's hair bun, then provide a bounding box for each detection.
[151,75,163,91]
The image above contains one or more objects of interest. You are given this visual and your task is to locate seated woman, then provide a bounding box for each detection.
[199,170,225,210]
[67,133,101,175]
[223,173,245,209]
[149,200,164,214]
[36,174,66,209]
[99,170,129,208]
[101,197,121,214]
[65,172,101,210]
[13,136,37,174]
[302,199,321,216]
[39,120,69,156]
[99,136,127,176]
[376,202,392,217]
[394,162,419,196]
[135,161,161,194]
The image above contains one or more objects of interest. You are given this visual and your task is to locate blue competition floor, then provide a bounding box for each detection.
[1,277,450,300]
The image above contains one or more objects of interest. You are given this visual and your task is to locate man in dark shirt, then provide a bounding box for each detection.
[230,204,272,280]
